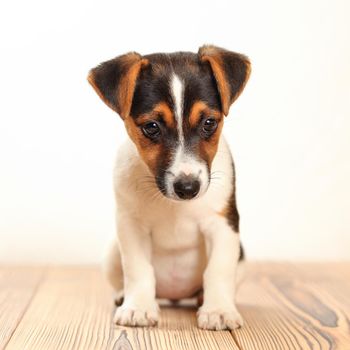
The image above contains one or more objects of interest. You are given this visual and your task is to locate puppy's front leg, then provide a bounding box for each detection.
[198,215,243,330]
[113,214,158,327]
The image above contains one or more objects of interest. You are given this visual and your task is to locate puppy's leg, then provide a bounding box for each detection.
[196,261,244,307]
[103,239,124,305]
[113,214,158,327]
[197,215,243,330]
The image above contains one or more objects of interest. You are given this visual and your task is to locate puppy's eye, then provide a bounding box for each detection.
[142,121,161,139]
[202,118,218,135]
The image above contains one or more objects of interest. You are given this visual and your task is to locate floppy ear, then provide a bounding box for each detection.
[87,52,148,119]
[198,45,251,116]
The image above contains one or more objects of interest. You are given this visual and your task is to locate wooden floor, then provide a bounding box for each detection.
[1,263,350,350]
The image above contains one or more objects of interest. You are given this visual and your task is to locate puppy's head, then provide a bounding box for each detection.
[88,45,250,201]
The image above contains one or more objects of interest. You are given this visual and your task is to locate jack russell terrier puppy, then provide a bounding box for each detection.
[88,45,251,330]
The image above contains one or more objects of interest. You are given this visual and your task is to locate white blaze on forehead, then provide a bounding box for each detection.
[171,74,184,145]
[166,73,209,199]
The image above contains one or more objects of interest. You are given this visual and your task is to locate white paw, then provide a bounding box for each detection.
[113,302,159,327]
[197,307,243,330]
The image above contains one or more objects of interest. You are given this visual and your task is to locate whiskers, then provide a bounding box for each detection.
[209,170,225,189]
[135,175,168,205]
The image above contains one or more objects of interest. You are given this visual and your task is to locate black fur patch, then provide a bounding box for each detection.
[226,159,240,233]
[239,242,245,261]
[130,52,221,118]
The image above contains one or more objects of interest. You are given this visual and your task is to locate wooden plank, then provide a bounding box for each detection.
[233,263,350,349]
[5,267,239,350]
[4,263,350,350]
[234,263,317,350]
[0,266,44,350]
[107,305,240,350]
[290,263,350,345]
[5,267,115,350]
[290,262,350,309]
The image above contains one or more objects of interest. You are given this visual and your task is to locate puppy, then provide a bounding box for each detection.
[88,45,251,330]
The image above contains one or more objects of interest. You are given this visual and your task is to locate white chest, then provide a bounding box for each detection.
[114,137,235,299]
[148,208,207,299]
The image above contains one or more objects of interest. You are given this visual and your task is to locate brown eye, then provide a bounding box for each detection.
[202,118,218,135]
[142,121,161,139]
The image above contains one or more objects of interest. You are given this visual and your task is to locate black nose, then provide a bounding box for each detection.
[173,176,200,200]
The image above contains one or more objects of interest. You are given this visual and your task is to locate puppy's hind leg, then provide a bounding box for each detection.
[102,239,124,306]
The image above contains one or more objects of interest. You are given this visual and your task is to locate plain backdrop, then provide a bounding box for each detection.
[0,0,349,263]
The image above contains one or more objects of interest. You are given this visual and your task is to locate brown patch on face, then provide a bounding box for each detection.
[124,116,161,175]
[185,101,225,171]
[188,100,223,168]
[199,117,223,169]
[133,103,175,128]
[188,101,223,169]
[152,102,175,128]
[124,102,175,177]
[189,101,221,127]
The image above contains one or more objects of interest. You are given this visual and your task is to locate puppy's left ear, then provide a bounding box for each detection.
[198,45,251,116]
[87,52,148,119]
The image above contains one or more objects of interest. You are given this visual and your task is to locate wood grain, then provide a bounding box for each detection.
[4,267,239,350]
[2,263,350,350]
[0,267,44,350]
[233,263,350,349]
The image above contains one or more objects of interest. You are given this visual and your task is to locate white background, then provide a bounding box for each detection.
[0,0,349,263]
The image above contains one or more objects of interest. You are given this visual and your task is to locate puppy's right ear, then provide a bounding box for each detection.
[87,52,148,119]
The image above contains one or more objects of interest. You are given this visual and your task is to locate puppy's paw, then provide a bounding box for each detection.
[113,302,159,327]
[197,306,243,330]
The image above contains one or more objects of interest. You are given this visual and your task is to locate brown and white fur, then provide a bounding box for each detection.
[88,45,251,330]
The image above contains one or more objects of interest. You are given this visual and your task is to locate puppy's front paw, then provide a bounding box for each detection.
[197,306,243,330]
[113,302,159,327]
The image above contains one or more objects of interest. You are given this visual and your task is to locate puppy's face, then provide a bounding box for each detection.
[88,46,250,201]
[125,55,224,201]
